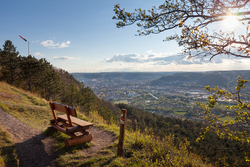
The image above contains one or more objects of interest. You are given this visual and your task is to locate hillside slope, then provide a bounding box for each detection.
[0,82,214,167]
[0,82,115,166]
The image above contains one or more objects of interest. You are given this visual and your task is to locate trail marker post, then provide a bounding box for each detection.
[117,109,127,157]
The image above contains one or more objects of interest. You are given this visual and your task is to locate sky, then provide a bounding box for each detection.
[1,0,250,73]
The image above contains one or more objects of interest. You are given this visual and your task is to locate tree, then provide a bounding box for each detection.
[113,0,250,161]
[0,40,20,85]
[38,60,61,101]
[113,0,250,59]
[0,48,3,78]
[19,55,40,92]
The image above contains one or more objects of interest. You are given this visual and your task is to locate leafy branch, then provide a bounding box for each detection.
[113,0,250,59]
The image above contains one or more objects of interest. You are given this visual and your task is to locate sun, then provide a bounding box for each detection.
[222,15,240,31]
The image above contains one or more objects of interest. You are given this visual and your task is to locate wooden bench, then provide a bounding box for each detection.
[49,102,93,147]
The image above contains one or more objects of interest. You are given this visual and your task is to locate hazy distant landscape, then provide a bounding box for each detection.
[72,70,250,121]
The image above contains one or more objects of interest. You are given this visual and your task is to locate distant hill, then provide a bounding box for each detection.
[150,70,250,87]
[71,72,174,81]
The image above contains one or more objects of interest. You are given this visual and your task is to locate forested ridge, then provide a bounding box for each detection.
[0,40,119,124]
[150,71,250,87]
[0,40,249,166]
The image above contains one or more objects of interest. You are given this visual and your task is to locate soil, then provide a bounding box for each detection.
[0,108,116,167]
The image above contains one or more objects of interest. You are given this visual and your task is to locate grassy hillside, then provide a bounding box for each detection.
[0,82,213,167]
[0,82,51,130]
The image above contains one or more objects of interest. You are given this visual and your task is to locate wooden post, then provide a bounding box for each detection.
[117,109,127,157]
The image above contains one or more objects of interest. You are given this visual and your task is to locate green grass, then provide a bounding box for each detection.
[113,100,128,104]
[0,82,52,130]
[61,131,212,167]
[174,111,187,115]
[55,124,213,167]
[220,116,235,122]
[0,127,19,167]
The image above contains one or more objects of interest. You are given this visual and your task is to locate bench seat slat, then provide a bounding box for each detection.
[58,115,93,127]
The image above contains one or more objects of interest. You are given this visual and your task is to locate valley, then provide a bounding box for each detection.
[72,70,250,121]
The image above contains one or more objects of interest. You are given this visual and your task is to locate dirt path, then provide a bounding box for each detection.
[0,108,115,167]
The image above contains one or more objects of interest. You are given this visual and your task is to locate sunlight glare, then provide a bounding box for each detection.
[222,15,240,31]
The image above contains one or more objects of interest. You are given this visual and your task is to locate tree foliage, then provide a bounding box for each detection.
[113,0,250,59]
[0,40,19,84]
[196,76,250,161]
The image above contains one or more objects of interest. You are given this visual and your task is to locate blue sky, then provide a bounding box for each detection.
[1,0,250,73]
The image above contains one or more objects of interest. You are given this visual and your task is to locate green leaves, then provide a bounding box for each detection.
[198,76,250,161]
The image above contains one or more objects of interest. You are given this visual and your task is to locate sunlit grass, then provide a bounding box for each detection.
[113,100,129,104]
[174,111,187,115]
[0,82,47,106]
[56,125,213,167]
[0,127,19,167]
[220,116,234,122]
[0,82,52,130]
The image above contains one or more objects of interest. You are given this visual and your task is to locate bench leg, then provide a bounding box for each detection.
[65,133,93,147]
[47,126,57,133]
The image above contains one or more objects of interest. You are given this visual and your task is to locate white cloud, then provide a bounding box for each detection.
[102,51,185,64]
[103,54,141,63]
[53,56,76,60]
[99,51,250,72]
[58,41,71,48]
[41,40,71,49]
[102,51,246,66]
[65,53,250,73]
[33,52,43,56]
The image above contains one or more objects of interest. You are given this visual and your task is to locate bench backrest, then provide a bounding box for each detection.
[49,102,77,127]
[68,106,77,117]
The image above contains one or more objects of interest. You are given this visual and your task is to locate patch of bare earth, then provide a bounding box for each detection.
[81,127,116,158]
[0,108,115,167]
